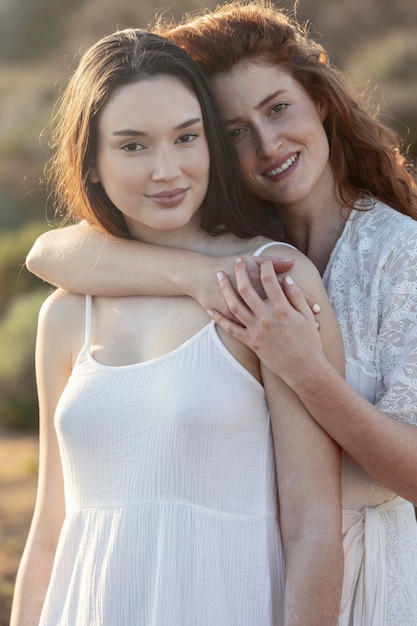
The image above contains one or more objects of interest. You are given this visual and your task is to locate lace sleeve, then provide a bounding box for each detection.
[376,231,417,425]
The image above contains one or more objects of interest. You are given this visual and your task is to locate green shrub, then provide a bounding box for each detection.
[0,221,49,313]
[0,288,49,431]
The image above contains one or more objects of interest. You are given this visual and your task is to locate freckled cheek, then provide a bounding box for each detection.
[233,144,256,179]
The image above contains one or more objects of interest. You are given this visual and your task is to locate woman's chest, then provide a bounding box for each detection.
[90,295,210,366]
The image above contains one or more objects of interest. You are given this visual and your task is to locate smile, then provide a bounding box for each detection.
[146,188,189,207]
[264,153,298,177]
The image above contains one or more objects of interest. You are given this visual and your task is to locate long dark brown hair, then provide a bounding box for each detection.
[45,28,279,238]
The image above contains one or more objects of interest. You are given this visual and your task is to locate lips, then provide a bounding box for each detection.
[263,153,299,177]
[146,188,189,207]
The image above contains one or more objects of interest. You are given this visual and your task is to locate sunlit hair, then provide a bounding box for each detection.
[158,0,417,218]
[45,29,279,238]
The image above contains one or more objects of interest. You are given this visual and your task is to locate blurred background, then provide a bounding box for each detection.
[0,0,416,622]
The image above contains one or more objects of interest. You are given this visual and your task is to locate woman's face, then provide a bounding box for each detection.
[210,60,333,211]
[90,75,210,243]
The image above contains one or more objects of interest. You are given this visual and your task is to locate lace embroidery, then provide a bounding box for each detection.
[323,202,417,624]
[369,482,393,505]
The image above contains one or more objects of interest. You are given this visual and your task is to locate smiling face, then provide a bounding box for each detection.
[210,59,334,213]
[89,75,210,244]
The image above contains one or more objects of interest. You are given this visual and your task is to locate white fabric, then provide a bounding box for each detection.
[323,200,417,626]
[39,297,284,624]
[252,241,297,256]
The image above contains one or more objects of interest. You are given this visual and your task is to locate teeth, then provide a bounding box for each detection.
[265,153,298,176]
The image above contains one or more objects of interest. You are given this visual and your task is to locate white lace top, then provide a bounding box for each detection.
[323,200,417,626]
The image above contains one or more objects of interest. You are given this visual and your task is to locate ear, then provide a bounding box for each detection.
[89,164,100,184]
[316,100,328,122]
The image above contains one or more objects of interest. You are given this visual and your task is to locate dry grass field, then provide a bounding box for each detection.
[0,429,38,626]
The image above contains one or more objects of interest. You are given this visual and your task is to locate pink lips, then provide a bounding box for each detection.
[147,188,188,208]
[262,152,299,179]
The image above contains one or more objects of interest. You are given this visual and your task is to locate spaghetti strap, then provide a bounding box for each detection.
[253,241,297,257]
[68,295,93,368]
[85,294,93,345]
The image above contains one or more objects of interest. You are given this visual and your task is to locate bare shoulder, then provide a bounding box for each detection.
[255,241,322,279]
[214,234,297,257]
[38,289,86,363]
[220,236,323,286]
[39,288,85,329]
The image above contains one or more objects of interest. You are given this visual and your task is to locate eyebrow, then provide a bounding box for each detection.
[112,117,203,136]
[223,89,288,126]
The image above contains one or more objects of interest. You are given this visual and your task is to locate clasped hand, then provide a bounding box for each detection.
[207,256,322,381]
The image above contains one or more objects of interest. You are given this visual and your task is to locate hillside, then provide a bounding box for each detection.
[1,0,417,228]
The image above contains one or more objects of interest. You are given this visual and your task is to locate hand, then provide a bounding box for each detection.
[242,255,321,317]
[237,255,295,299]
[207,257,323,383]
[193,255,296,319]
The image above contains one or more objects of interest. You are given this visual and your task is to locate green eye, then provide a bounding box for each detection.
[272,103,287,113]
[229,128,244,139]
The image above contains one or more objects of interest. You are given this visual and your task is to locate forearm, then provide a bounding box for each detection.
[10,540,54,626]
[283,518,343,626]
[293,360,417,503]
[265,370,343,624]
[26,223,210,297]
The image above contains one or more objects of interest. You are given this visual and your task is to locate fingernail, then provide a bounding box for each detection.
[312,303,321,313]
[207,309,214,318]
[235,257,242,264]
[217,272,224,281]
[284,275,294,285]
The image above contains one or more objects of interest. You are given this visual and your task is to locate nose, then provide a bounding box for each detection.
[151,148,181,182]
[255,125,282,158]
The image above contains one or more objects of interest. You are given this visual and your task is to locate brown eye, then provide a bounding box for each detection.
[122,142,144,152]
[175,132,199,144]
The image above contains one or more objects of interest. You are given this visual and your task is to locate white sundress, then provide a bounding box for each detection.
[39,295,285,625]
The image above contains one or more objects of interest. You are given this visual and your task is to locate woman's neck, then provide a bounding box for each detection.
[278,199,351,276]
[128,211,212,255]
